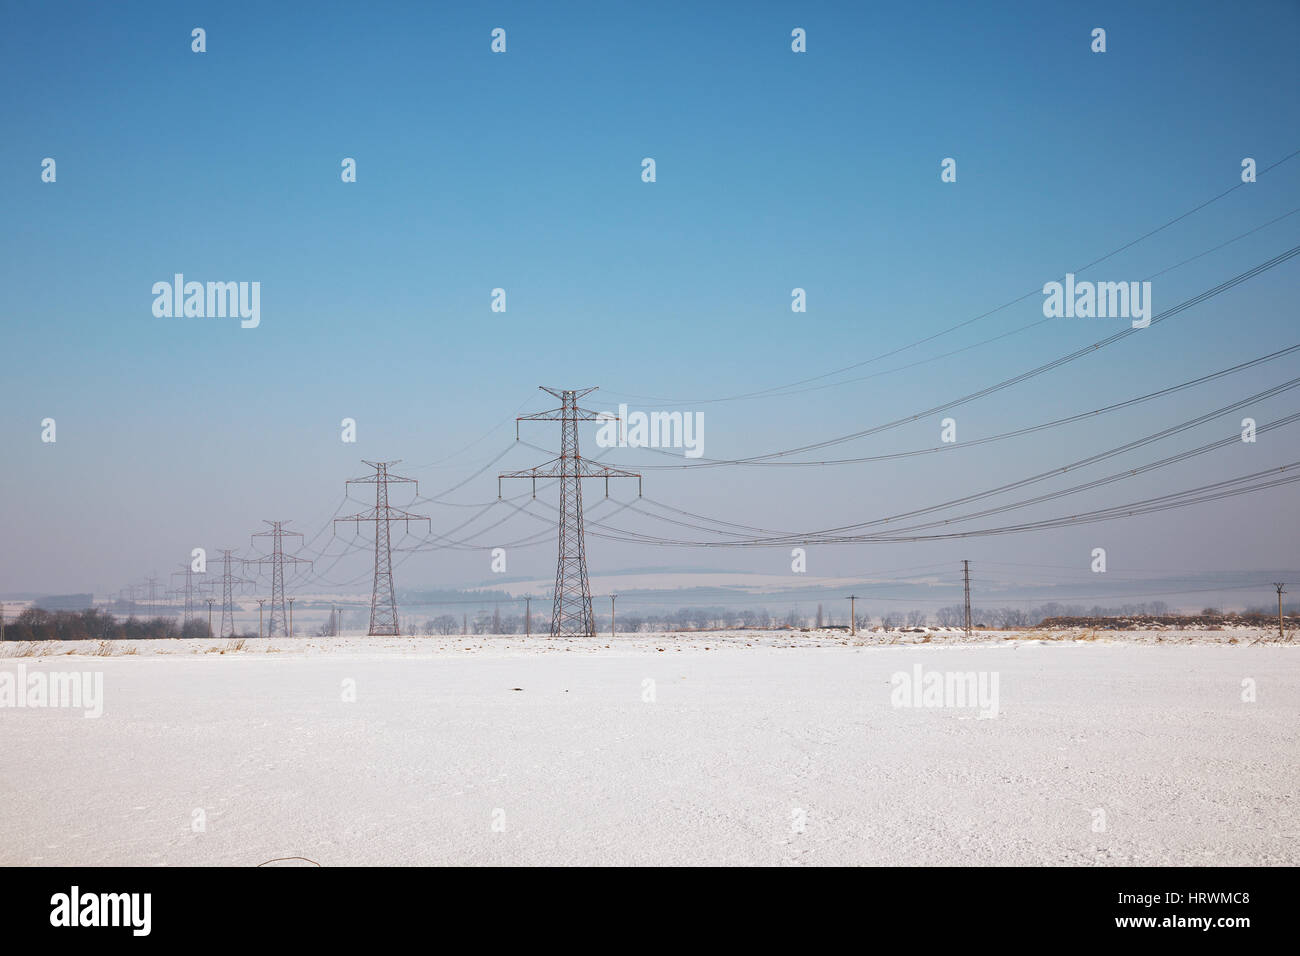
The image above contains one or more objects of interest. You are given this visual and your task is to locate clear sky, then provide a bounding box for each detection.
[2,0,1298,608]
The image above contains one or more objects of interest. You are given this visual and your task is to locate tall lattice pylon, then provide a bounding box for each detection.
[170,562,201,624]
[335,461,429,636]
[215,549,255,638]
[499,387,641,638]
[249,522,312,637]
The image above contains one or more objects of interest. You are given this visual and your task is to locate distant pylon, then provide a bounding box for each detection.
[499,387,641,638]
[335,461,430,636]
[249,522,312,637]
[171,563,199,623]
[144,575,161,615]
[216,549,254,638]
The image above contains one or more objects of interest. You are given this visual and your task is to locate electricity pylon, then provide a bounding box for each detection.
[216,549,255,638]
[170,562,204,624]
[499,387,641,638]
[249,521,312,637]
[143,575,161,615]
[335,461,429,636]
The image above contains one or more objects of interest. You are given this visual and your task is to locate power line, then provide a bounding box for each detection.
[623,244,1300,469]
[604,147,1300,406]
[629,343,1300,471]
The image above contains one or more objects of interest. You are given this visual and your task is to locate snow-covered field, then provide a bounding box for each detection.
[1,630,1296,866]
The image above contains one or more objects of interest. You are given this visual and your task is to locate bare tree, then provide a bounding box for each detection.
[427,614,458,635]
[1002,607,1028,628]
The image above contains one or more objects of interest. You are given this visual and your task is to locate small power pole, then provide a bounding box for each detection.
[288,597,295,638]
[1274,583,1287,640]
[846,595,858,636]
[206,599,214,636]
[257,599,265,638]
[962,560,972,637]
[525,596,531,637]
[610,594,617,639]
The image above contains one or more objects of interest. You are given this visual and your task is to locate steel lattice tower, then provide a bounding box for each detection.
[249,522,312,637]
[171,563,200,623]
[216,549,254,638]
[499,387,641,638]
[144,576,160,614]
[335,461,429,636]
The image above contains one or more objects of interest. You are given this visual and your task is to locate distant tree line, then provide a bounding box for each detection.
[12,600,1285,643]
[932,601,1175,628]
[3,608,218,641]
[410,599,1278,634]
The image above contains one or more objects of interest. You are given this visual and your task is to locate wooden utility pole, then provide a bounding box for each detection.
[610,594,617,639]
[206,599,215,636]
[257,599,265,638]
[1274,583,1286,640]
[288,598,295,638]
[846,595,859,636]
[525,596,531,637]
[963,560,972,637]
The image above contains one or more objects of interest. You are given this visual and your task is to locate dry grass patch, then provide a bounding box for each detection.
[2,640,56,658]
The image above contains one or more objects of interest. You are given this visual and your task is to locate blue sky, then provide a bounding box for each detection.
[2,0,1298,605]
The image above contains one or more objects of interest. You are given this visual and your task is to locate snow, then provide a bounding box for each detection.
[1,630,1296,865]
